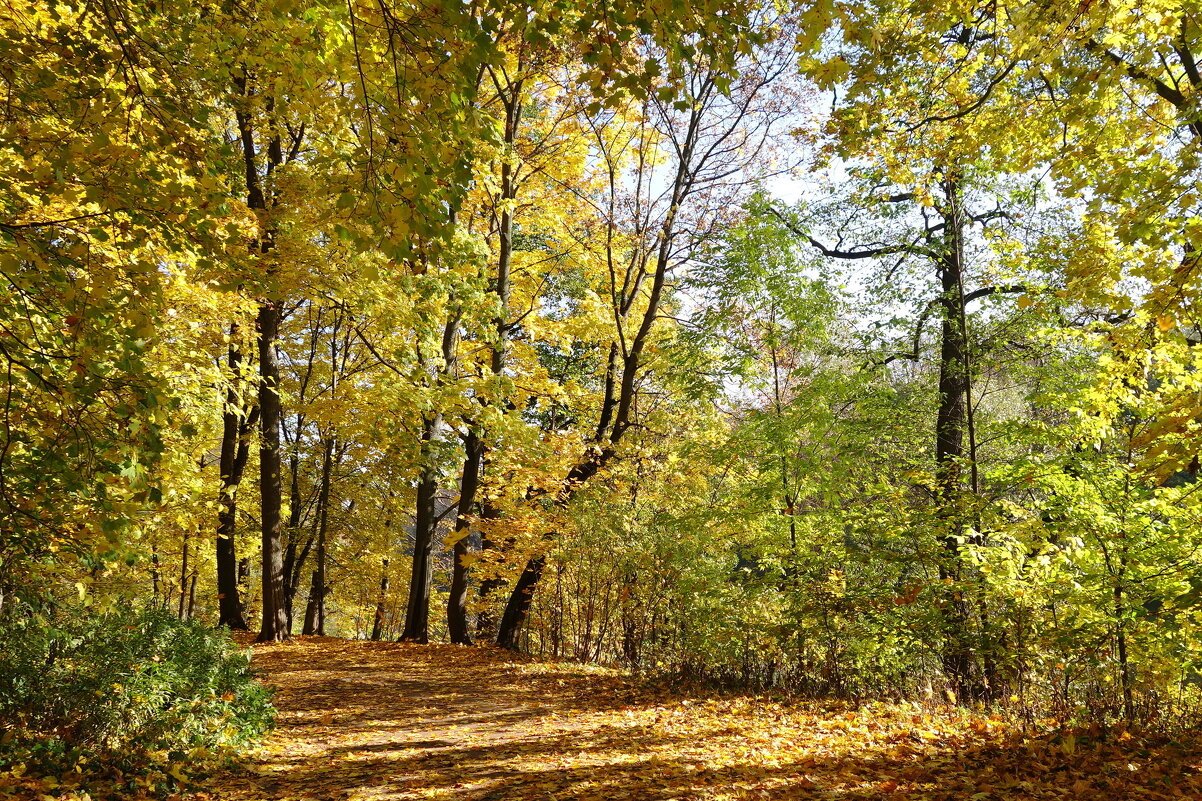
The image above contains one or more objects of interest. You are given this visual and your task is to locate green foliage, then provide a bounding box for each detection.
[0,605,273,778]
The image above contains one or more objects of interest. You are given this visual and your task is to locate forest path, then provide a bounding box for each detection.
[194,637,1202,801]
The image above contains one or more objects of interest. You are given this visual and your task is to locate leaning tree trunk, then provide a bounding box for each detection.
[492,79,698,650]
[447,79,521,644]
[496,555,546,650]
[495,458,604,648]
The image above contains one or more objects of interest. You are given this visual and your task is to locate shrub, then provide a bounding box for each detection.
[0,603,273,780]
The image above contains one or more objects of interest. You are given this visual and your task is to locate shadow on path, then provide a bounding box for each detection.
[194,637,1202,801]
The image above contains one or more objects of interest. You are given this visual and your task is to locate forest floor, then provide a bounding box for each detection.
[190,637,1202,801]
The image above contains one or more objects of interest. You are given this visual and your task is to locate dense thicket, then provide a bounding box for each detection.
[4,0,1202,744]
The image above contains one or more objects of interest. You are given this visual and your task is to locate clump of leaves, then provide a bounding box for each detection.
[0,603,273,795]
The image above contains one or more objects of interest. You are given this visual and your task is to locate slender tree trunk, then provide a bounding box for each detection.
[302,568,321,635]
[234,70,291,644]
[495,458,604,648]
[476,497,504,639]
[151,545,161,606]
[285,533,313,634]
[282,448,303,632]
[401,424,438,643]
[493,86,701,649]
[448,431,483,644]
[1115,548,1134,722]
[216,331,251,629]
[371,558,390,641]
[311,435,335,635]
[282,539,296,632]
[463,78,525,642]
[178,531,190,620]
[187,570,198,619]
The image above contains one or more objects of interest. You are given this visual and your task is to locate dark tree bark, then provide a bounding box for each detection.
[777,173,1021,700]
[151,545,161,606]
[491,56,769,649]
[932,177,978,701]
[178,529,190,620]
[302,435,335,635]
[475,497,505,640]
[282,447,303,632]
[496,554,545,650]
[448,431,483,644]
[301,568,321,635]
[371,558,390,641]
[400,415,440,643]
[256,296,289,642]
[283,531,313,634]
[217,327,253,630]
[495,457,605,648]
[281,302,327,632]
[186,570,198,620]
[233,69,297,644]
[446,74,522,643]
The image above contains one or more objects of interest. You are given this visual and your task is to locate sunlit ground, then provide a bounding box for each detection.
[192,638,1202,801]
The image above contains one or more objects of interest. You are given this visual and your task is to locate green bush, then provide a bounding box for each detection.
[0,604,273,776]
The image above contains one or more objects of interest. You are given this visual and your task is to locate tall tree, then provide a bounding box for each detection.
[495,23,800,648]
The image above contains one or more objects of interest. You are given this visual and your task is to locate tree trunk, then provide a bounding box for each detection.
[284,533,314,635]
[371,558,390,641]
[497,555,546,650]
[933,177,978,701]
[282,447,303,633]
[400,416,439,643]
[151,545,161,606]
[495,457,604,648]
[178,530,190,620]
[256,298,288,642]
[475,497,504,639]
[216,331,251,629]
[302,568,322,635]
[492,80,702,649]
[448,431,483,644]
[1115,548,1134,722]
[186,570,198,619]
[469,78,523,642]
[312,435,335,635]
[235,74,290,644]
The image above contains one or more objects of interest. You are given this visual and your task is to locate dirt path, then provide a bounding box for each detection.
[195,637,1202,801]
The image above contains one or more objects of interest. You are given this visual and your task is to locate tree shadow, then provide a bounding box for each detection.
[196,639,1202,801]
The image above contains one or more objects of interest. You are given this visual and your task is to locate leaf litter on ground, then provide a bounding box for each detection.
[18,636,1200,801]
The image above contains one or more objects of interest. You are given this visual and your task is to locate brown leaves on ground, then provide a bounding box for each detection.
[188,637,1202,801]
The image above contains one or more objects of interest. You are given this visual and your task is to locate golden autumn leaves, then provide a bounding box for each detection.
[171,638,1202,801]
